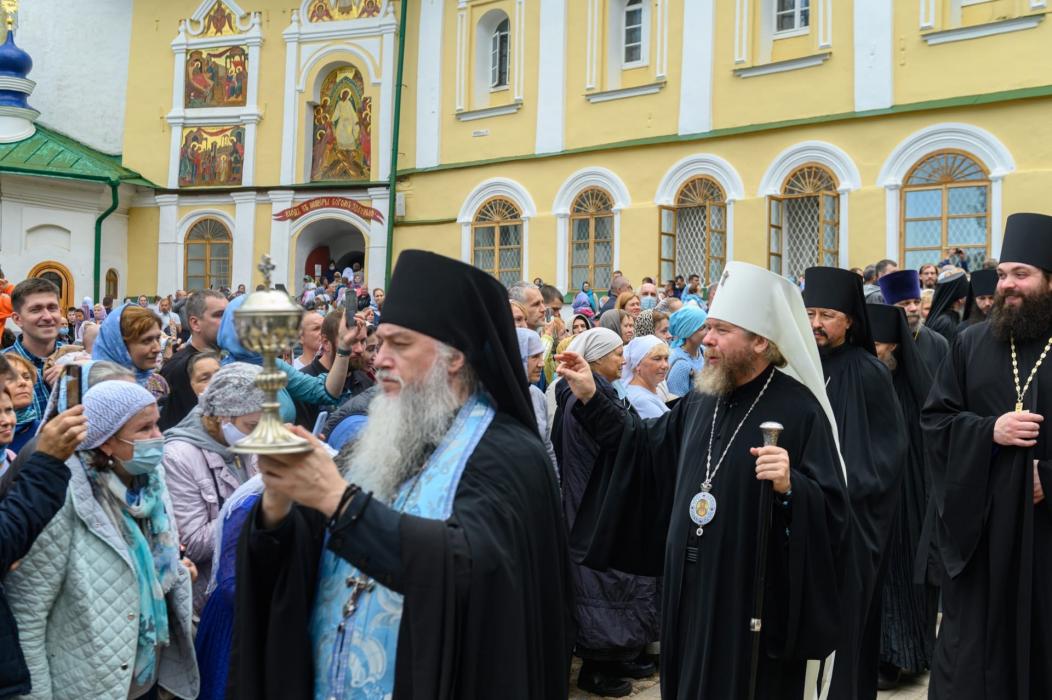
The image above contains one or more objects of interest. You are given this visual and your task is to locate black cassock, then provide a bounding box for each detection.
[880,339,939,674]
[227,413,576,700]
[820,343,907,700]
[916,324,950,378]
[922,323,1052,699]
[570,368,848,699]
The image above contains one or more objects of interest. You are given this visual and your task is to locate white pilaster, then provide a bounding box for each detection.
[367,187,390,289]
[455,3,467,111]
[991,176,1005,257]
[269,190,296,288]
[734,0,750,64]
[884,184,900,261]
[838,192,850,270]
[854,0,893,112]
[379,29,395,180]
[818,0,833,49]
[415,0,444,168]
[535,0,566,153]
[231,191,257,288]
[678,0,714,134]
[655,0,668,79]
[157,195,180,295]
[555,214,568,291]
[280,12,301,185]
[585,0,600,89]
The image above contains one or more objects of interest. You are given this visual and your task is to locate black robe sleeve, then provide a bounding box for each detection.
[921,331,998,577]
[568,387,689,577]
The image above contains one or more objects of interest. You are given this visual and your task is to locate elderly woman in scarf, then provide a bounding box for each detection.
[598,309,635,345]
[93,303,171,402]
[163,363,264,615]
[216,295,353,425]
[6,380,199,700]
[553,326,660,696]
[516,328,558,473]
[621,336,672,419]
[666,305,707,397]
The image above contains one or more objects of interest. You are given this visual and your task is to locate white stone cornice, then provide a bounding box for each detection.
[734,52,830,78]
[922,14,1044,45]
[585,81,666,103]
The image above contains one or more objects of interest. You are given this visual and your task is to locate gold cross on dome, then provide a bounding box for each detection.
[258,255,276,289]
[1,0,18,31]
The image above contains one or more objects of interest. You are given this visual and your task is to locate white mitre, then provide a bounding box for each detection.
[709,259,844,700]
[708,261,844,479]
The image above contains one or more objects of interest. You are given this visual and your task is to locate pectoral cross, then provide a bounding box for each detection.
[342,575,374,619]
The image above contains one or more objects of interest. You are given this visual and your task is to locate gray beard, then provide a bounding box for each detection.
[695,363,735,396]
[338,355,463,503]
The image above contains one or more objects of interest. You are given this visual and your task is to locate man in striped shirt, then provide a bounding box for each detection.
[2,278,64,419]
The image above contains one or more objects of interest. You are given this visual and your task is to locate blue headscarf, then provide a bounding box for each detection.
[92,303,156,385]
[668,306,708,349]
[217,294,261,365]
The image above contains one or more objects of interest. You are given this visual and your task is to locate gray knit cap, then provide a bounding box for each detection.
[82,380,157,449]
[199,362,265,418]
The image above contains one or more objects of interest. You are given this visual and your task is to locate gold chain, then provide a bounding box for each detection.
[1010,333,1052,412]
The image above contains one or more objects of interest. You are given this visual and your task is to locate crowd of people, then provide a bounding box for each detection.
[0,214,1050,700]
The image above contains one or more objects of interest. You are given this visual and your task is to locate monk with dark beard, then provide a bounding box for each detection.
[923,213,1052,699]
[229,250,574,700]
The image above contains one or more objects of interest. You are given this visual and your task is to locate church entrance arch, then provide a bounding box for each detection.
[292,213,368,289]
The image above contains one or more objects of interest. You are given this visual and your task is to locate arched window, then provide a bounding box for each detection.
[659,177,727,284]
[623,0,645,65]
[490,18,510,88]
[768,164,838,278]
[185,218,232,290]
[472,198,522,286]
[570,188,614,292]
[900,150,990,272]
[105,269,119,299]
[28,261,74,311]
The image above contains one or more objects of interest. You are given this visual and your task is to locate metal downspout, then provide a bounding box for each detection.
[94,181,119,300]
[384,0,409,285]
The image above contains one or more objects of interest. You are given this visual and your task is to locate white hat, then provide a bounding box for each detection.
[621,335,667,385]
[708,261,844,479]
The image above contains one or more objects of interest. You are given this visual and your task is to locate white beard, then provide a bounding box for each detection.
[339,352,463,503]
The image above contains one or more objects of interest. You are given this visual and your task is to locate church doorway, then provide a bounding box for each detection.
[28,261,74,311]
[293,216,367,290]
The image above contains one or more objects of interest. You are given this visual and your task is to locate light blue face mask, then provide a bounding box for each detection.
[118,437,165,475]
[641,296,658,310]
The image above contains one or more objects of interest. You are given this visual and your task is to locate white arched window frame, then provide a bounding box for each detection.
[655,154,745,283]
[878,123,1015,260]
[473,9,511,108]
[174,209,239,293]
[553,167,632,292]
[758,141,860,274]
[491,18,510,88]
[458,178,537,281]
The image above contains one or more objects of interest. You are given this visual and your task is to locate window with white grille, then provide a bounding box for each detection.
[623,0,645,65]
[658,177,727,285]
[768,165,837,279]
[473,197,522,286]
[570,188,615,292]
[490,18,510,88]
[774,0,810,34]
[900,150,989,272]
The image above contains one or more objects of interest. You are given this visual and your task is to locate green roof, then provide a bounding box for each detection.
[0,124,154,185]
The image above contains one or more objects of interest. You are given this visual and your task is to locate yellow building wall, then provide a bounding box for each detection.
[395,97,1052,287]
[894,7,1052,106]
[127,206,160,294]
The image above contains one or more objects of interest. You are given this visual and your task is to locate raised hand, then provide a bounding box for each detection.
[554,350,596,403]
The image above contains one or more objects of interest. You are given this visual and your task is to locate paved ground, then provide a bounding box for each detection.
[567,668,931,699]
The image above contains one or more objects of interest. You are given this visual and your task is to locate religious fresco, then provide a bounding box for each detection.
[197,2,240,36]
[306,0,382,22]
[185,46,248,108]
[178,125,246,187]
[310,66,372,181]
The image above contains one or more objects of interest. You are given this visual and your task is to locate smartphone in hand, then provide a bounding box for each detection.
[64,365,82,408]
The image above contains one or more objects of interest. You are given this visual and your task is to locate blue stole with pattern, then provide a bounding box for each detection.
[310,393,495,700]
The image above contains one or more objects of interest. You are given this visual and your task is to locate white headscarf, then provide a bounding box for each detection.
[567,327,623,363]
[515,328,544,373]
[621,335,667,385]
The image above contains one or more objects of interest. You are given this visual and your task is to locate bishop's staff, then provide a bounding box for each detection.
[748,421,784,700]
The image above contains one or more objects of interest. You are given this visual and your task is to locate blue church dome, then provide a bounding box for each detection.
[0,29,31,79]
